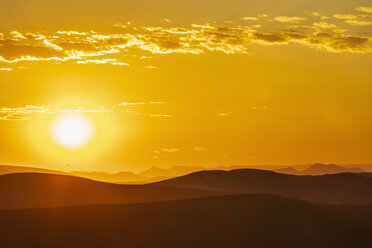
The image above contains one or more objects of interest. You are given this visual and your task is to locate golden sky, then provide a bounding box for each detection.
[0,0,371,172]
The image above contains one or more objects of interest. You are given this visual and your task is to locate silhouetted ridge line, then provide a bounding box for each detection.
[0,172,228,210]
[155,168,372,205]
[275,163,364,175]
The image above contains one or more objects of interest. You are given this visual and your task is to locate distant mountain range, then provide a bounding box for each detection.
[275,163,364,175]
[0,163,369,184]
[0,164,281,183]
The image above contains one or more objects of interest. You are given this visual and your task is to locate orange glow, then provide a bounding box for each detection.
[0,1,371,172]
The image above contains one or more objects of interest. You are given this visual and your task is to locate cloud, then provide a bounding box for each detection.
[241,17,258,21]
[253,27,371,53]
[321,16,331,20]
[160,148,179,153]
[118,102,146,106]
[149,114,173,117]
[0,105,110,121]
[313,22,338,29]
[356,6,372,13]
[77,58,129,66]
[194,147,207,151]
[249,106,269,110]
[345,19,372,26]
[0,9,371,69]
[324,35,370,51]
[0,101,170,121]
[0,43,64,61]
[333,14,357,20]
[162,18,172,23]
[274,16,306,23]
[218,112,232,117]
[152,148,179,159]
[333,13,372,26]
[254,32,287,43]
[149,101,167,104]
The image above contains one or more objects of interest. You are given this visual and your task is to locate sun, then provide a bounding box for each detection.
[51,114,95,149]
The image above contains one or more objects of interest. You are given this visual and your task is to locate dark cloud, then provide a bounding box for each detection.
[254,32,286,42]
[0,43,64,60]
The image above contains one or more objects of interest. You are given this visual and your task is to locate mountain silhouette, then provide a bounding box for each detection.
[0,165,170,184]
[139,165,209,178]
[69,170,148,183]
[276,163,364,175]
[0,173,227,210]
[0,194,371,248]
[1,164,367,184]
[275,166,301,174]
[155,169,372,205]
[138,165,284,178]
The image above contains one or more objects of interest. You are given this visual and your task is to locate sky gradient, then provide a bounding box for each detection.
[0,0,371,172]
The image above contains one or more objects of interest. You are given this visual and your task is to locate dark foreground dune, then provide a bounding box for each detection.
[1,194,372,248]
[0,173,227,210]
[155,169,372,205]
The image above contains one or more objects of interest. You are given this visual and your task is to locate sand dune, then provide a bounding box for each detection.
[0,173,227,210]
[1,194,371,248]
[155,169,372,205]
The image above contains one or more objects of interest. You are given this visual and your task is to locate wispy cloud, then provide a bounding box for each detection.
[0,105,109,121]
[274,16,306,23]
[194,147,207,151]
[344,19,372,26]
[217,112,232,117]
[355,6,372,13]
[149,114,173,117]
[159,148,179,153]
[0,7,371,70]
[313,22,339,29]
[241,17,258,21]
[333,13,372,26]
[77,58,129,66]
[145,65,157,69]
[0,101,170,121]
[118,102,146,106]
[152,147,179,159]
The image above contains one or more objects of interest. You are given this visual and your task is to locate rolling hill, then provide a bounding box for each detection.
[0,165,157,184]
[0,173,227,210]
[1,163,369,184]
[155,169,372,205]
[0,194,371,248]
[0,164,65,175]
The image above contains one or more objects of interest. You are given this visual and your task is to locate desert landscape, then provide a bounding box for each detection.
[1,0,371,246]
[1,164,372,247]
